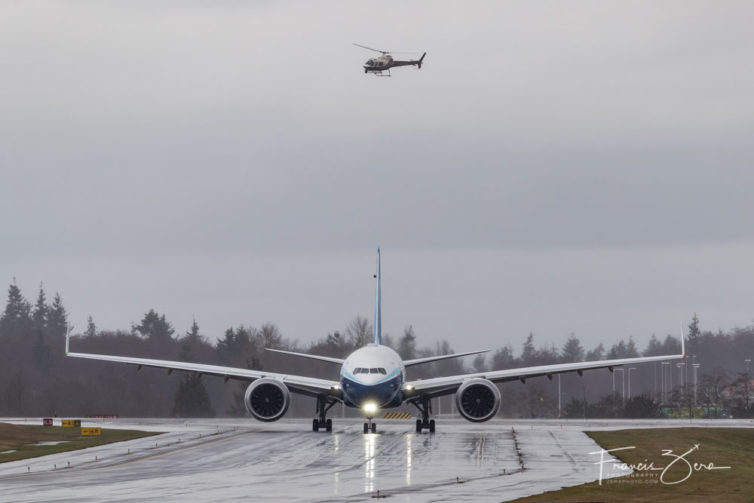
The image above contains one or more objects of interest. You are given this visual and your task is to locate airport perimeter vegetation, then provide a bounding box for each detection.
[511,427,754,503]
[0,422,157,463]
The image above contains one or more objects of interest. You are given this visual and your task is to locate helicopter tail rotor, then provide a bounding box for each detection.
[418,52,426,69]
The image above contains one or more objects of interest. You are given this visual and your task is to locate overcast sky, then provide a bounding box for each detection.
[2,1,754,353]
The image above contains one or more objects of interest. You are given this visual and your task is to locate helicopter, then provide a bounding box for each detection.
[354,43,426,76]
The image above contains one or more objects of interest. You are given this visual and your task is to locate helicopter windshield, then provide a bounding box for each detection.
[366,59,375,65]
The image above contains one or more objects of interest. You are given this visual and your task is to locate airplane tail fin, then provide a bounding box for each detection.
[374,248,382,345]
[418,52,426,69]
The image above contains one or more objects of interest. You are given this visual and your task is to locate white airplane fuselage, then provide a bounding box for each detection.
[340,344,405,410]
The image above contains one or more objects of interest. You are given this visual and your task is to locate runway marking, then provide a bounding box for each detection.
[98,429,260,470]
[548,430,580,471]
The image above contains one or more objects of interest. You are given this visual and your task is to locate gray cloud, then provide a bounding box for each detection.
[2,1,753,349]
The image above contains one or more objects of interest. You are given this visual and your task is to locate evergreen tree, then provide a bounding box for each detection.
[472,354,488,373]
[134,309,174,341]
[32,284,47,335]
[46,293,68,338]
[0,281,32,337]
[84,315,97,338]
[397,326,417,360]
[560,334,585,362]
[171,373,215,417]
[521,333,536,364]
[585,343,604,361]
[623,394,661,418]
[688,313,701,341]
[491,345,515,369]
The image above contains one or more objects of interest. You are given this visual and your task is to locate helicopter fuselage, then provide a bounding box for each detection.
[363,53,426,74]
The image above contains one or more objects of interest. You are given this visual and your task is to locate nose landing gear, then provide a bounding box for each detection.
[363,418,377,434]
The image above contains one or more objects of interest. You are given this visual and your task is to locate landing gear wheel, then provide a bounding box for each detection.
[429,419,436,433]
[312,419,319,432]
[363,422,369,434]
[371,423,377,434]
[416,419,422,433]
[326,418,332,432]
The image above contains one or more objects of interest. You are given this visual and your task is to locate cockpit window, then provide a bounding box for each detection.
[369,368,387,374]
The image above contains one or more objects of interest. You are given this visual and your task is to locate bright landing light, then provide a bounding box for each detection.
[362,401,378,415]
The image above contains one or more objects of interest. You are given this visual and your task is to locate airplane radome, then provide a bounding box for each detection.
[66,248,685,434]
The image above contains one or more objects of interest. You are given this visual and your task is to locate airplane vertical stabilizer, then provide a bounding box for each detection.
[374,247,382,345]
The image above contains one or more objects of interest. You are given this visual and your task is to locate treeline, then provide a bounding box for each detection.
[0,282,752,419]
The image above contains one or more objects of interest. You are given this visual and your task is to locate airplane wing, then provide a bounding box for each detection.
[403,352,685,399]
[264,348,344,365]
[65,334,340,398]
[404,349,489,367]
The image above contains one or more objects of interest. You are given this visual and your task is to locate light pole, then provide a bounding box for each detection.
[627,368,637,400]
[661,362,670,404]
[745,359,751,411]
[558,374,561,419]
[692,363,700,408]
[615,368,625,403]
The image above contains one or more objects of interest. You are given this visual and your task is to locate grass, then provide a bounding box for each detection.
[511,427,754,503]
[0,422,158,463]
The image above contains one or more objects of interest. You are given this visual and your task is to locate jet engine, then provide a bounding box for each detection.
[455,378,501,422]
[244,378,291,422]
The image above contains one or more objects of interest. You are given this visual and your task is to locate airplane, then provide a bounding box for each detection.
[66,248,686,434]
[354,43,426,76]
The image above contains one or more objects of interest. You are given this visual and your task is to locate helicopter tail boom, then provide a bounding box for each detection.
[418,52,426,69]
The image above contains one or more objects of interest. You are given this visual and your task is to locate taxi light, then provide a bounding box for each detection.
[362,401,378,415]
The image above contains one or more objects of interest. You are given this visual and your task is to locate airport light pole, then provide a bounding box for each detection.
[745,358,751,411]
[558,374,561,419]
[661,361,670,404]
[615,368,625,403]
[627,368,637,400]
[692,363,700,408]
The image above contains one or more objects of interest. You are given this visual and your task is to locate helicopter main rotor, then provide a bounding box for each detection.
[352,43,389,55]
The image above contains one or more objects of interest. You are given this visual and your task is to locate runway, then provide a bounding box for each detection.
[1,417,751,502]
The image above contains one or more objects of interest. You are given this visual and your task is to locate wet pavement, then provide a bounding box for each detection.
[1,417,751,502]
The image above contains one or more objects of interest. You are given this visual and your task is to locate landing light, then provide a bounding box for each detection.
[362,401,378,415]
[403,384,414,391]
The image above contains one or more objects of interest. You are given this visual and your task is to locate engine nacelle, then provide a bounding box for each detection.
[244,378,290,422]
[455,378,501,422]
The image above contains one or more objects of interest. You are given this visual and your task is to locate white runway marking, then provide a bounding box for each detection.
[0,418,751,502]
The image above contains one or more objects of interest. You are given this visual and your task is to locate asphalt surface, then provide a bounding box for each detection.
[1,417,751,502]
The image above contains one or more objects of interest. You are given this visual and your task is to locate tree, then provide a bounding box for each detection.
[491,345,515,369]
[643,335,664,356]
[0,281,32,337]
[171,373,215,417]
[521,333,536,364]
[346,316,371,349]
[561,334,584,362]
[32,284,47,335]
[46,293,68,338]
[134,309,174,341]
[585,343,604,361]
[397,326,417,360]
[259,323,284,349]
[688,314,701,342]
[623,394,661,418]
[472,354,487,373]
[84,315,97,338]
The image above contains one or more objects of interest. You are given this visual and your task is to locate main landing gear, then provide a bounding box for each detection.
[312,394,338,432]
[410,395,435,433]
[363,418,377,434]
